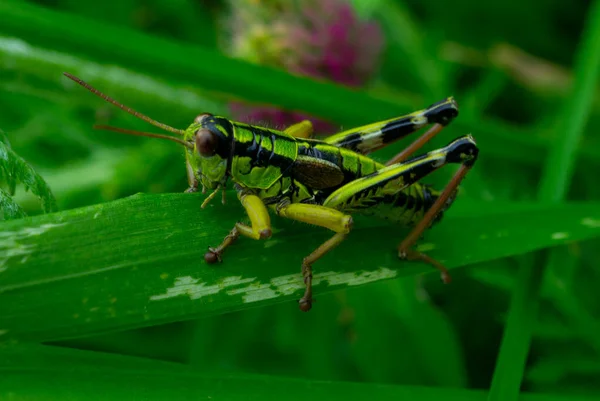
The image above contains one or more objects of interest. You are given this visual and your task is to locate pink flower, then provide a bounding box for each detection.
[224,0,385,135]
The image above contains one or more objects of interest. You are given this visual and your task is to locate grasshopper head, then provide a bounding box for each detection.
[184,113,234,191]
[62,73,235,195]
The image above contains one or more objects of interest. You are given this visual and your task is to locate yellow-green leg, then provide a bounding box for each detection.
[276,202,353,312]
[184,159,199,193]
[284,120,314,138]
[204,188,272,263]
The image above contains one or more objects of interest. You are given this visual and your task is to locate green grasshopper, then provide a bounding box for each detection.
[64,73,478,311]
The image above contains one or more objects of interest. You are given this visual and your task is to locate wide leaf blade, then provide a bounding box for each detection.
[1,193,600,343]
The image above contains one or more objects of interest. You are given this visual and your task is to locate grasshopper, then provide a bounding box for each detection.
[64,73,478,311]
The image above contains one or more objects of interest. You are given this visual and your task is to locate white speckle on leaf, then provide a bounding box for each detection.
[150,268,399,305]
[581,217,600,228]
[197,268,394,304]
[228,272,337,303]
[150,275,256,301]
[93,211,102,219]
[0,329,8,336]
[228,283,279,303]
[0,243,33,273]
[0,223,66,239]
[0,223,66,273]
[552,232,569,240]
[270,274,309,295]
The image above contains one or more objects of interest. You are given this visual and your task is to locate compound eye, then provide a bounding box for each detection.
[194,113,212,124]
[195,128,217,157]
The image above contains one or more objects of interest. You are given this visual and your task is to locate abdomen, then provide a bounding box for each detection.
[335,183,453,228]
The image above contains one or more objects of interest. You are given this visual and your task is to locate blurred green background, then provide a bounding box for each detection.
[1,0,600,399]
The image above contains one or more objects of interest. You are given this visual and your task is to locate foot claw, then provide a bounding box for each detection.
[298,297,312,312]
[204,248,222,264]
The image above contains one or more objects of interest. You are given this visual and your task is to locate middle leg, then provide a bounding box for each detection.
[204,187,272,263]
[276,201,353,312]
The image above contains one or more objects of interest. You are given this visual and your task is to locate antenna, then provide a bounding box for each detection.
[94,125,193,149]
[63,72,185,136]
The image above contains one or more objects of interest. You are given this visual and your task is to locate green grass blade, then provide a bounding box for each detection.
[488,1,600,399]
[0,0,404,127]
[0,344,596,401]
[487,254,546,400]
[538,6,600,202]
[0,36,228,118]
[1,194,600,343]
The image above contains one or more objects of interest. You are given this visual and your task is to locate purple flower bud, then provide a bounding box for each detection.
[224,0,385,134]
